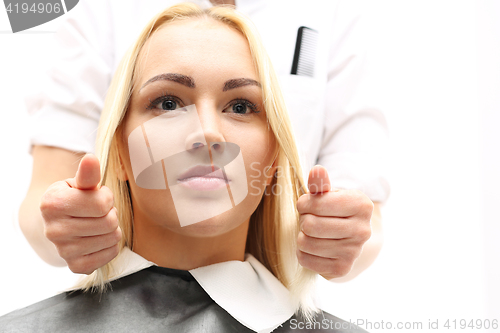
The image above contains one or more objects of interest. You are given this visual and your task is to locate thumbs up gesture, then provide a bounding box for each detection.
[296,165,374,280]
[40,154,121,274]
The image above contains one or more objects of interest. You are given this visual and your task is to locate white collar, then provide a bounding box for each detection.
[78,247,296,333]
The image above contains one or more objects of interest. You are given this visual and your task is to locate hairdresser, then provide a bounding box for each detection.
[19,0,390,281]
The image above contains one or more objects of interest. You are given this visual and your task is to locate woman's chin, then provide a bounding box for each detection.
[169,212,249,238]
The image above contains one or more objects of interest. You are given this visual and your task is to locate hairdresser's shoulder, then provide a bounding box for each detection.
[275,310,368,333]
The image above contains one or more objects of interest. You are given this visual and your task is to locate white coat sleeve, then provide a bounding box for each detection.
[25,0,115,154]
[317,1,390,203]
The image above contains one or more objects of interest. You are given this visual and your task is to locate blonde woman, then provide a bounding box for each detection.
[2,4,366,333]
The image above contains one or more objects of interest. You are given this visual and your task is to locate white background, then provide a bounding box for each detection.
[0,1,498,332]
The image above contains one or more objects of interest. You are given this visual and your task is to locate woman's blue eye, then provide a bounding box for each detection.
[159,99,177,110]
[233,102,247,114]
[147,94,182,112]
[226,99,260,115]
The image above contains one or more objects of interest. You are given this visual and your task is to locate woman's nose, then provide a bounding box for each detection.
[185,105,225,153]
[190,141,223,152]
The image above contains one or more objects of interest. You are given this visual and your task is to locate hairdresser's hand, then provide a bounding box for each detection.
[40,154,121,275]
[296,165,373,280]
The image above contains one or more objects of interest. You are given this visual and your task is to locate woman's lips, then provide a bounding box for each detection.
[178,176,229,191]
[177,165,230,191]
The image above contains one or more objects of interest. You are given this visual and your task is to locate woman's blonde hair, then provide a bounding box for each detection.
[79,3,318,319]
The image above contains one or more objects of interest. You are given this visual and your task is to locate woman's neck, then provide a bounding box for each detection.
[131,214,250,270]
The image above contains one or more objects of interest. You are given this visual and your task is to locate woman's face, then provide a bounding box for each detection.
[118,18,277,239]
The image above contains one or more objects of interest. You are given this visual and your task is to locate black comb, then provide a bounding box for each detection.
[290,26,318,77]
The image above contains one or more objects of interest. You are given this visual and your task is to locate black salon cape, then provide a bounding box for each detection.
[0,266,367,332]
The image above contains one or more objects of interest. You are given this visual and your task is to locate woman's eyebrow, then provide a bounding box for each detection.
[140,73,195,91]
[223,78,261,91]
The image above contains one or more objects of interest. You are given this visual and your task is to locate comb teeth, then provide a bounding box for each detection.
[291,27,318,77]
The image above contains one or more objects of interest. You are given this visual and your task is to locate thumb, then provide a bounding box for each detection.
[308,165,331,194]
[72,154,101,190]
